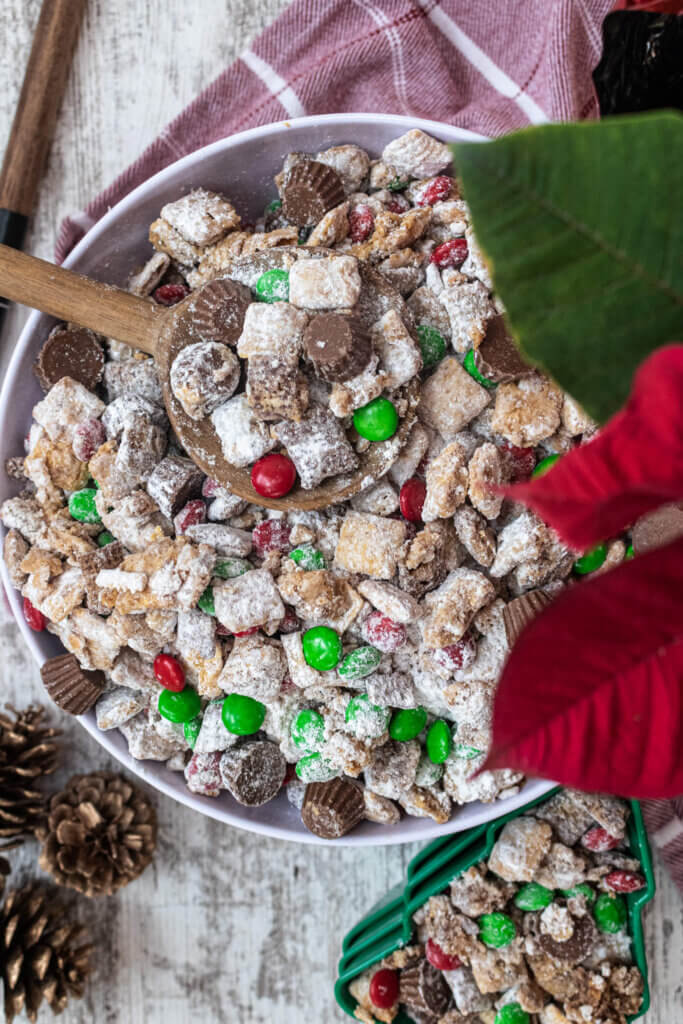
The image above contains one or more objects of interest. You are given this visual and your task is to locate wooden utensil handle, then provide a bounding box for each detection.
[0,244,161,355]
[0,0,87,216]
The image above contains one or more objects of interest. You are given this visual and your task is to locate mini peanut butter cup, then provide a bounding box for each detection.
[503,589,552,647]
[474,315,533,384]
[399,959,451,1016]
[538,912,597,965]
[219,741,286,806]
[40,654,105,715]
[303,313,372,383]
[301,778,365,839]
[34,326,105,392]
[281,160,345,227]
[188,277,252,345]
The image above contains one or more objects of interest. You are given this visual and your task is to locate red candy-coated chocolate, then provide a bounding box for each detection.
[369,968,399,1009]
[185,751,222,797]
[430,632,477,674]
[362,611,406,653]
[348,205,374,243]
[418,176,452,206]
[430,238,468,269]
[500,442,536,482]
[386,194,409,214]
[153,283,189,306]
[234,626,260,638]
[251,453,297,499]
[154,653,185,692]
[72,418,106,462]
[201,477,221,498]
[252,520,291,557]
[426,938,462,971]
[278,607,301,634]
[604,870,646,893]
[23,597,46,632]
[399,477,426,523]
[174,499,206,534]
[581,827,621,852]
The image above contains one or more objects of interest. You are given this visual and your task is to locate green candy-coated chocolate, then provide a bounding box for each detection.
[574,542,608,575]
[255,268,289,303]
[289,545,326,571]
[531,453,560,479]
[426,719,452,764]
[562,883,597,903]
[415,324,446,368]
[453,743,483,760]
[415,753,443,787]
[338,645,382,681]
[265,198,282,214]
[158,687,201,724]
[387,175,411,191]
[625,543,634,560]
[344,694,389,739]
[514,883,554,912]
[353,397,399,442]
[221,693,266,735]
[183,717,202,748]
[68,488,101,524]
[301,626,342,670]
[478,912,516,949]
[464,348,496,389]
[97,530,115,547]
[594,893,627,933]
[197,586,215,616]
[494,1004,530,1024]
[214,557,250,579]
[291,708,325,752]
[389,706,427,742]
[295,753,337,783]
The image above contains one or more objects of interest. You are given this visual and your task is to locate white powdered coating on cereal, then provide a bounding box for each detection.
[95,569,147,593]
[288,255,361,310]
[210,394,277,468]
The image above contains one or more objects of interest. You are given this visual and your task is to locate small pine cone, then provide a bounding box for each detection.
[1,882,94,1023]
[0,705,60,844]
[37,771,157,897]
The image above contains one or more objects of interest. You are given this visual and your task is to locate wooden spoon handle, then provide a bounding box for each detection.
[0,244,161,355]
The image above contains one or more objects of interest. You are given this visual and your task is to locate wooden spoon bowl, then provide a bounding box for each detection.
[0,243,419,510]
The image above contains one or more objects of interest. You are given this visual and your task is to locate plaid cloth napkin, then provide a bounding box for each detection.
[54,0,683,891]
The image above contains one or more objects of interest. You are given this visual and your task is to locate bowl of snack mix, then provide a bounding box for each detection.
[0,113,564,844]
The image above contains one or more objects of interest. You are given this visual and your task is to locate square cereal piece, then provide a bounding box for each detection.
[213,569,284,634]
[489,512,548,578]
[328,355,386,417]
[421,568,495,647]
[371,309,422,389]
[356,579,420,624]
[146,455,204,519]
[104,358,164,406]
[193,701,237,754]
[407,285,452,343]
[364,739,420,800]
[439,280,496,354]
[272,404,358,489]
[98,489,170,552]
[534,842,587,890]
[176,608,216,659]
[119,711,183,761]
[381,129,452,178]
[110,648,161,695]
[288,255,361,310]
[487,817,553,882]
[160,188,240,246]
[211,394,278,468]
[421,440,469,521]
[468,442,505,520]
[149,218,203,266]
[281,631,333,689]
[246,357,309,422]
[335,510,407,579]
[127,252,170,296]
[236,302,308,366]
[95,687,148,731]
[532,790,596,846]
[315,144,370,193]
[350,479,399,516]
[422,894,483,964]
[32,377,104,443]
[470,946,527,996]
[491,374,563,447]
[218,633,286,701]
[449,865,511,917]
[418,357,491,439]
[388,421,431,487]
[183,523,252,556]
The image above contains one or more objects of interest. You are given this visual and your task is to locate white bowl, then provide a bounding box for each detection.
[0,113,553,844]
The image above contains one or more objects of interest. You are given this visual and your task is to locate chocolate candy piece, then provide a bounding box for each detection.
[632,502,683,554]
[145,454,204,518]
[188,277,252,345]
[474,315,532,384]
[303,314,372,383]
[301,778,365,839]
[34,326,105,392]
[40,653,105,715]
[538,912,598,965]
[281,160,345,227]
[503,589,552,647]
[399,959,451,1017]
[219,740,286,806]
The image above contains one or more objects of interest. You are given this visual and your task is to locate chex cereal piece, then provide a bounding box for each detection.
[439,280,496,353]
[127,252,170,296]
[423,894,483,964]
[97,490,170,552]
[407,285,452,343]
[213,568,284,634]
[95,568,147,593]
[460,226,493,290]
[24,433,90,504]
[399,784,451,824]
[104,358,163,406]
[468,442,505,519]
[33,377,104,443]
[421,568,495,648]
[288,255,361,310]
[170,342,240,420]
[184,523,252,556]
[388,421,431,487]
[488,817,553,882]
[561,393,596,436]
[236,302,308,366]
[356,579,420,624]
[194,702,237,754]
[115,417,167,487]
[364,739,420,800]
[316,144,370,193]
[3,529,29,588]
[350,479,399,516]
[278,565,362,632]
[219,633,286,701]
[571,791,629,838]
[176,608,216,659]
[98,537,213,614]
[453,505,496,568]
[149,218,203,265]
[211,394,278,468]
[102,395,167,438]
[381,129,451,178]
[419,357,491,439]
[146,455,204,519]
[305,201,351,247]
[95,687,148,731]
[281,631,331,689]
[328,354,387,417]
[531,789,595,846]
[449,865,511,917]
[489,512,548,578]
[110,648,161,695]
[246,356,309,422]
[422,440,469,521]
[371,309,422,388]
[534,842,588,890]
[469,946,527,996]
[363,789,400,825]
[360,208,431,257]
[183,643,224,700]
[160,188,240,246]
[272,405,358,489]
[491,374,564,447]
[335,511,407,579]
[119,711,184,761]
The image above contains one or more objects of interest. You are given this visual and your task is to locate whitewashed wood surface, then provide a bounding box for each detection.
[0,2,681,1022]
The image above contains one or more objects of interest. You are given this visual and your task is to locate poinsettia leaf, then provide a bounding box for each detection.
[505,344,683,549]
[484,537,683,797]
[452,112,683,423]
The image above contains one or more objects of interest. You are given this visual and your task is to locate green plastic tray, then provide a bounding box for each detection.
[336,788,655,1023]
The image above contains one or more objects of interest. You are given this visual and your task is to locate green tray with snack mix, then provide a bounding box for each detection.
[335,788,655,1023]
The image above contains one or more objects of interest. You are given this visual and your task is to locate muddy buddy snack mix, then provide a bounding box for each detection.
[2,130,606,836]
[349,790,646,1024]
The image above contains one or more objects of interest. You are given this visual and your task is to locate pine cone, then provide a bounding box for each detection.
[0,882,94,1023]
[37,771,157,897]
[0,706,60,845]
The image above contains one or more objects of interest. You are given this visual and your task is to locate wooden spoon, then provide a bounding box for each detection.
[0,243,419,510]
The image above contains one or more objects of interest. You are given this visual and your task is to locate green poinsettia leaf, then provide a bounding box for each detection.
[452,112,683,423]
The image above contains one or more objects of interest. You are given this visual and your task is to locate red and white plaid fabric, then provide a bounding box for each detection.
[54,0,683,891]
